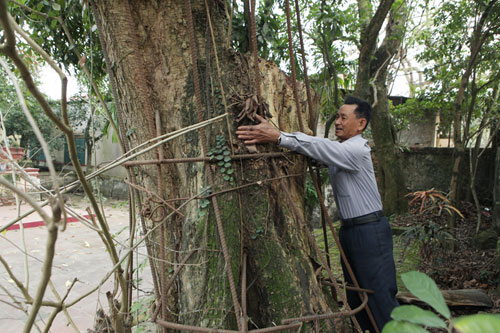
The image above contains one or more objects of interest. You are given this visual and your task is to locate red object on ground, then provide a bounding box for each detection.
[1,147,25,161]
[6,215,93,230]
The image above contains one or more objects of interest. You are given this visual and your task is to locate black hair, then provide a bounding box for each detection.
[344,96,371,130]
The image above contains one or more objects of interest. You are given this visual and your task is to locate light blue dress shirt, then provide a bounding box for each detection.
[278,132,382,219]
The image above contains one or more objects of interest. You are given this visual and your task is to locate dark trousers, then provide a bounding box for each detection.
[339,216,399,332]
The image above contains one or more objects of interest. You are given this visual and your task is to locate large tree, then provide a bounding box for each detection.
[90,1,337,331]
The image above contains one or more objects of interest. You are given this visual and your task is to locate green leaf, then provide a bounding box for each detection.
[217,161,224,166]
[453,314,500,333]
[224,156,231,162]
[227,169,234,175]
[223,150,230,155]
[216,155,223,160]
[224,162,231,168]
[401,271,451,319]
[382,320,428,333]
[220,167,226,173]
[52,3,61,11]
[391,305,446,328]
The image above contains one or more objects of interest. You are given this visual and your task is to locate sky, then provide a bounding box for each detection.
[38,65,80,100]
[38,63,412,101]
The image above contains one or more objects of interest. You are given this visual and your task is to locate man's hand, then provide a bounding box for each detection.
[236,115,281,145]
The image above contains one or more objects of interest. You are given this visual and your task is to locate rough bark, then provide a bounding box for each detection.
[371,78,407,215]
[355,0,408,216]
[92,1,334,331]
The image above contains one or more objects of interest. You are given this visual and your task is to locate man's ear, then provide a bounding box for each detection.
[359,118,367,131]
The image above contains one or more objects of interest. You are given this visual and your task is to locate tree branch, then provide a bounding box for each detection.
[23,219,58,333]
[0,255,32,301]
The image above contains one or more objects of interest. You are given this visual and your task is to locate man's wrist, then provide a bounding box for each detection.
[275,133,282,145]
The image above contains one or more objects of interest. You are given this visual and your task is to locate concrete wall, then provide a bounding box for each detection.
[397,147,495,205]
[93,131,127,178]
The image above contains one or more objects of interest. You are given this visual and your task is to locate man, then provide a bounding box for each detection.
[236,96,399,332]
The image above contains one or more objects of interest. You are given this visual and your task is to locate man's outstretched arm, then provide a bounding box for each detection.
[236,115,280,144]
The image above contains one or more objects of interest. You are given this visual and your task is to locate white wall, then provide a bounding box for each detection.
[93,130,127,178]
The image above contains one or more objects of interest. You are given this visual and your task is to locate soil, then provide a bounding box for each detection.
[392,198,500,318]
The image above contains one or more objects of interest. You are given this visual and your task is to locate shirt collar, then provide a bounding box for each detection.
[341,134,365,143]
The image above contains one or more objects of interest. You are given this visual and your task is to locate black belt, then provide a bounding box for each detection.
[341,211,384,228]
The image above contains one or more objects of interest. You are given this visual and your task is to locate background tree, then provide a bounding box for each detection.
[307,0,358,137]
[0,64,64,157]
[354,0,409,216]
[415,0,500,232]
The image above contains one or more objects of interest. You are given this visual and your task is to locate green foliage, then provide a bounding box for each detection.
[390,97,453,139]
[9,0,107,83]
[383,320,428,333]
[130,296,154,328]
[195,186,213,220]
[0,65,64,155]
[391,305,446,328]
[402,271,450,319]
[383,271,500,332]
[251,226,264,240]
[207,135,234,183]
[413,0,500,145]
[400,189,461,262]
[230,1,288,66]
[401,219,454,263]
[307,0,358,122]
[453,314,500,333]
[304,167,329,211]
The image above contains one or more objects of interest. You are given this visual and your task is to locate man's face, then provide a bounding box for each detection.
[334,104,367,142]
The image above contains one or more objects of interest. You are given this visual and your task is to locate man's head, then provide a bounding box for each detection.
[334,96,372,141]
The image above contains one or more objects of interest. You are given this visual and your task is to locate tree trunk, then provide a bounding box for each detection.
[355,0,408,216]
[92,1,334,331]
[371,77,408,215]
